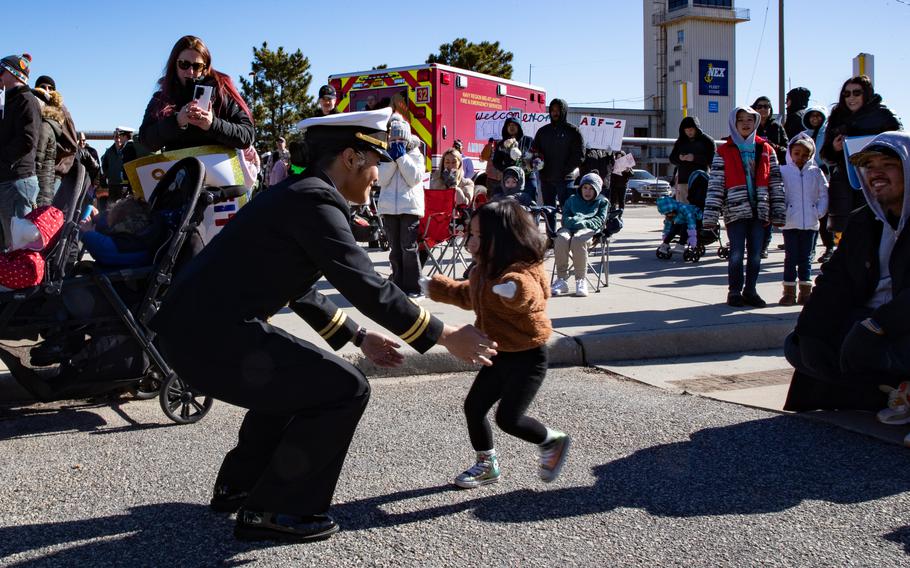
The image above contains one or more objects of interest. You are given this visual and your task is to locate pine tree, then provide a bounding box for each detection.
[426,38,513,79]
[239,42,314,151]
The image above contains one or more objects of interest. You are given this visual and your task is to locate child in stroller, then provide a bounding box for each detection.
[656,195,703,262]
[656,170,729,261]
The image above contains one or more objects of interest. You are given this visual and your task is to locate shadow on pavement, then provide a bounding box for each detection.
[0,503,269,566]
[335,415,910,544]
[0,399,170,441]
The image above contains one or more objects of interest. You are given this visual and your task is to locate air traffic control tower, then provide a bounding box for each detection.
[644,0,750,139]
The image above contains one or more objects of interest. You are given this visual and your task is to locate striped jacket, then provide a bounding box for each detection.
[703,136,785,227]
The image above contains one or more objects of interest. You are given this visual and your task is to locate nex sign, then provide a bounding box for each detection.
[699,59,729,97]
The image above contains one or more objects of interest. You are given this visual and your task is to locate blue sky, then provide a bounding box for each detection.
[9,0,909,134]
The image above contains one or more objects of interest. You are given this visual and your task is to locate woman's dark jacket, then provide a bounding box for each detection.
[757,117,788,164]
[820,95,902,231]
[35,118,59,196]
[139,77,254,152]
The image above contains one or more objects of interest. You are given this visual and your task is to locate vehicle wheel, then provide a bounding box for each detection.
[132,374,161,400]
[159,374,213,424]
[631,190,641,204]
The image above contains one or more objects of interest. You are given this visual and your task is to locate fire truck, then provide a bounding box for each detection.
[327,64,548,172]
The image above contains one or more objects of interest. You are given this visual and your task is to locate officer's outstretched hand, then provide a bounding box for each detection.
[361,330,404,368]
[439,324,498,366]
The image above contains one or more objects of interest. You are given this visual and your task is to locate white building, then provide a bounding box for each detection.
[644,0,750,139]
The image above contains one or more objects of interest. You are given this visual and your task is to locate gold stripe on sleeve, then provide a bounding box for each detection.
[400,307,430,344]
[322,311,348,341]
[318,310,345,338]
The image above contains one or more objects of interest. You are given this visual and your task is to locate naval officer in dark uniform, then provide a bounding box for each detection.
[150,107,497,543]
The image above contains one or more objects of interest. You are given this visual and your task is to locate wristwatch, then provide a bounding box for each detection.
[353,326,367,347]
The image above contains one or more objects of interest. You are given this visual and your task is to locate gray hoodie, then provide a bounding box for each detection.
[854,131,910,309]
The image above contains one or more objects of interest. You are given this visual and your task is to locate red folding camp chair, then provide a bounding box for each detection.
[419,188,470,278]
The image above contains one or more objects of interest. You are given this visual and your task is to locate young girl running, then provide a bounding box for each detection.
[423,199,571,488]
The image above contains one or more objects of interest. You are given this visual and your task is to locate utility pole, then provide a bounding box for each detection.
[778,0,785,116]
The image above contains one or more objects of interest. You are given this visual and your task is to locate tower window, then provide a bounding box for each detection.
[694,0,732,7]
[677,30,684,43]
[668,0,687,11]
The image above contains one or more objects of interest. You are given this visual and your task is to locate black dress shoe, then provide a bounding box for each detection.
[234,509,339,543]
[727,291,744,307]
[210,484,249,514]
[742,291,767,308]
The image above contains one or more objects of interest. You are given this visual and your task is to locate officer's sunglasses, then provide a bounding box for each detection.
[177,60,207,73]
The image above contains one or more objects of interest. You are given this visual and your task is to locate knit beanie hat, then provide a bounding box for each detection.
[0,53,32,84]
[389,113,411,142]
[34,75,55,90]
[578,172,604,195]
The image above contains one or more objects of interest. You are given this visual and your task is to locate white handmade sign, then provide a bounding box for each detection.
[123,145,251,244]
[474,111,550,141]
[578,116,626,151]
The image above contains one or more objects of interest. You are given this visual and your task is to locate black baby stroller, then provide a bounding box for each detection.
[655,170,728,262]
[0,158,220,424]
[686,170,730,260]
[350,183,389,250]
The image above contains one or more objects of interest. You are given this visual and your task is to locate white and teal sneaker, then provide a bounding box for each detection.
[538,433,571,482]
[454,453,500,489]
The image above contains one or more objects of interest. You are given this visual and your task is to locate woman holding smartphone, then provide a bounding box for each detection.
[820,75,901,238]
[139,35,254,152]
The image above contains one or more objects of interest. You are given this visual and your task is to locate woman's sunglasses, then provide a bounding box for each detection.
[843,89,864,98]
[177,59,207,73]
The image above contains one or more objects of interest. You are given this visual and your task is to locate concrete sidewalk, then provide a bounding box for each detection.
[275,204,802,375]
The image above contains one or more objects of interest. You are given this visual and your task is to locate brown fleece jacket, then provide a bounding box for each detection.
[428,262,552,352]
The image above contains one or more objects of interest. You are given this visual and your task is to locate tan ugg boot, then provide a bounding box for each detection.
[797,281,813,305]
[779,282,797,306]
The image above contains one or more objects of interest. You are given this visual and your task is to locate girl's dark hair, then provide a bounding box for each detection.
[152,35,253,122]
[472,199,545,280]
[829,75,875,124]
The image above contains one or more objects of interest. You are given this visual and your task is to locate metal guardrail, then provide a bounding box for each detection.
[652,7,750,26]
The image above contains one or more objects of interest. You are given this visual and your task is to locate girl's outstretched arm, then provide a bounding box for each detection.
[425,274,473,311]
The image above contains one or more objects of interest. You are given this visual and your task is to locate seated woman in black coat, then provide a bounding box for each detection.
[139,35,254,152]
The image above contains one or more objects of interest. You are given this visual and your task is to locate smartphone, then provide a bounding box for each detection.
[193,84,213,111]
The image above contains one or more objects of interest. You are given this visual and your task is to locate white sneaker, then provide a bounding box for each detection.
[877,382,910,425]
[575,280,588,297]
[551,278,569,296]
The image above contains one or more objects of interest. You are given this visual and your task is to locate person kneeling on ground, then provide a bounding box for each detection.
[551,172,609,297]
[784,132,910,438]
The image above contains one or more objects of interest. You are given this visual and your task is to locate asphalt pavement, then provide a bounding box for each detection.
[2,367,909,567]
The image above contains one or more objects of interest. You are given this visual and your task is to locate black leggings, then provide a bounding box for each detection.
[464,346,549,451]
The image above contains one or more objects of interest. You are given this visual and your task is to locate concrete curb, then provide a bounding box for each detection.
[0,320,796,400]
[578,319,795,364]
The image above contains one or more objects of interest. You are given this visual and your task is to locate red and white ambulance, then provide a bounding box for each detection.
[327,64,547,171]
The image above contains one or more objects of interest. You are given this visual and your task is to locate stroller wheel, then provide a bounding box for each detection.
[718,246,730,260]
[683,249,694,262]
[159,374,213,424]
[697,244,706,255]
[132,374,162,400]
[655,249,670,260]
